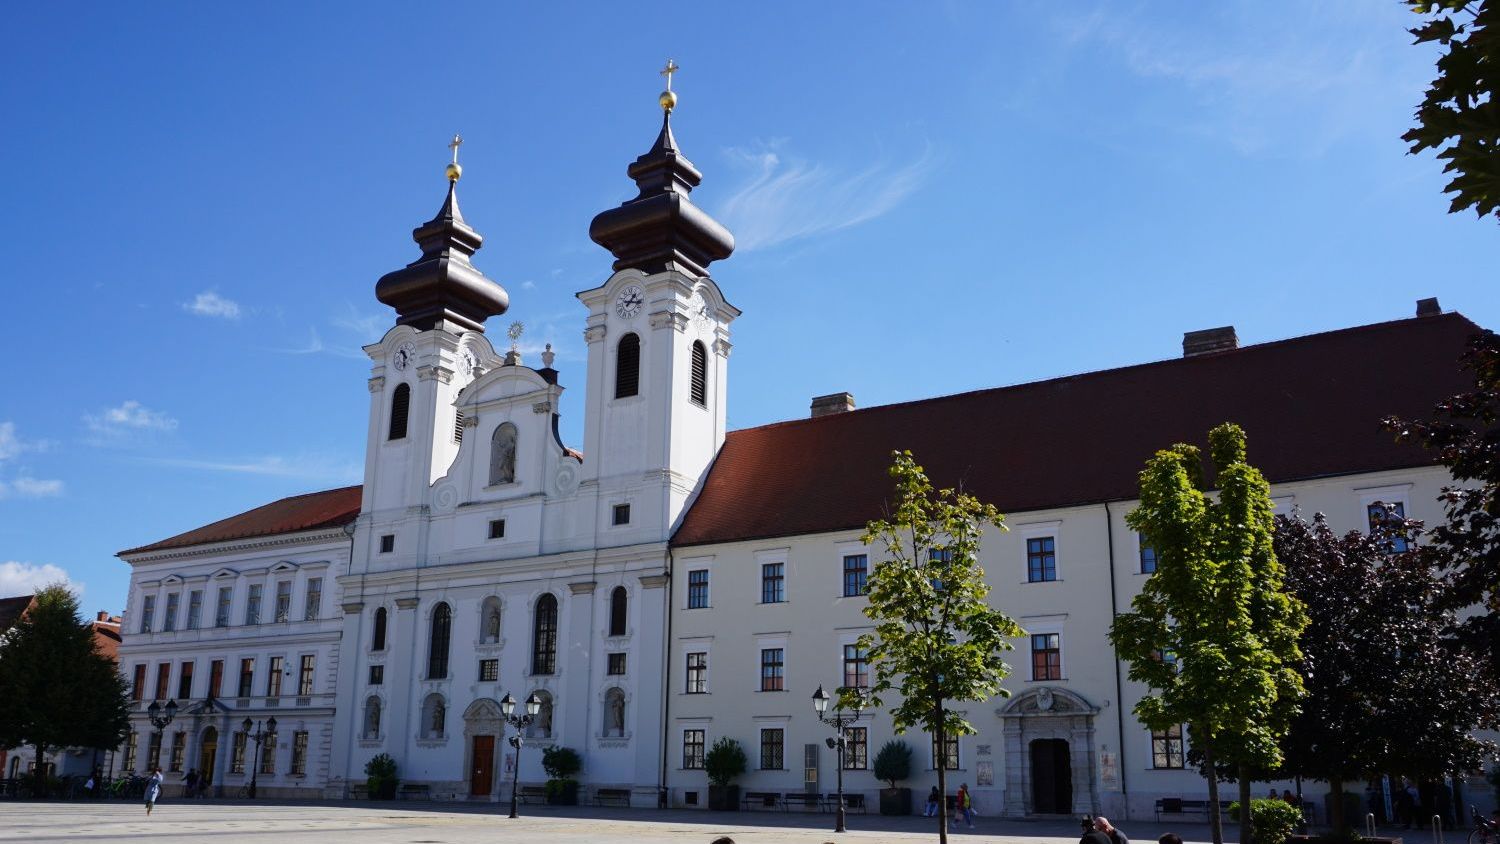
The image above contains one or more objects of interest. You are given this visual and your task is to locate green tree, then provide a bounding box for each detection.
[1404,1,1499,221]
[0,584,130,796]
[855,450,1023,844]
[1110,424,1306,844]
[1275,511,1496,832]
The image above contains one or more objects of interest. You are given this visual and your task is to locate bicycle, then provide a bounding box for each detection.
[1468,805,1499,844]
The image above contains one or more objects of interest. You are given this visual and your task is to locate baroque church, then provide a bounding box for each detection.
[113,72,1489,820]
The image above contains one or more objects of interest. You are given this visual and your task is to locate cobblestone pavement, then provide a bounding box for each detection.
[0,800,1450,844]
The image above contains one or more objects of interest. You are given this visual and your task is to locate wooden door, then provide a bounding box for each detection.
[471,735,495,796]
[1030,738,1072,813]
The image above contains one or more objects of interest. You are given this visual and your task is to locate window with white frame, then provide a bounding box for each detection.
[842,554,868,596]
[686,652,707,693]
[761,562,785,603]
[163,593,179,632]
[759,728,784,769]
[843,644,869,690]
[1031,633,1062,680]
[687,570,709,609]
[683,729,705,769]
[1027,536,1057,582]
[932,733,960,770]
[844,727,869,769]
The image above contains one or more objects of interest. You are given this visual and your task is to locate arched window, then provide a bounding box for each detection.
[363,696,381,739]
[690,341,708,407]
[527,690,554,738]
[532,594,558,675]
[608,586,628,637]
[388,384,410,440]
[604,687,626,737]
[372,607,387,651]
[615,333,640,399]
[427,602,451,679]
[488,422,518,486]
[421,693,446,739]
[480,597,502,645]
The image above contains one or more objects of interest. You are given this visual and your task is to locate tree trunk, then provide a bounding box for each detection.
[1204,739,1223,844]
[33,743,46,798]
[1238,769,1253,844]
[1329,777,1346,835]
[936,700,948,844]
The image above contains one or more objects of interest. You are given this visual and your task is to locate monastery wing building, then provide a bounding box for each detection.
[114,81,1485,818]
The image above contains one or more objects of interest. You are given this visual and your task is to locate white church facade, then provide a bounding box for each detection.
[114,81,1490,817]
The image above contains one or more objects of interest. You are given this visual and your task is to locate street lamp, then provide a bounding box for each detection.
[240,716,276,799]
[813,684,865,834]
[146,699,178,772]
[500,692,542,819]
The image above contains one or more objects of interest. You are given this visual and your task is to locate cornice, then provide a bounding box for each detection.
[122,529,353,566]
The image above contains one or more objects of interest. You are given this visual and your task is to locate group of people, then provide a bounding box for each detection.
[922,784,978,827]
[1081,815,1131,844]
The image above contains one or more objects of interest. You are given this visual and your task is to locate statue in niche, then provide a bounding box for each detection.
[605,689,625,737]
[531,695,552,738]
[489,423,517,486]
[485,607,501,642]
[431,699,446,736]
[365,698,381,738]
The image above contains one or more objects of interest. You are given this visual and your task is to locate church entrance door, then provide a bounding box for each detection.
[198,727,218,791]
[470,735,495,796]
[1030,738,1072,814]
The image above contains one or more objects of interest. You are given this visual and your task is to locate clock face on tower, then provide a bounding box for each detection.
[615,285,644,319]
[392,341,417,371]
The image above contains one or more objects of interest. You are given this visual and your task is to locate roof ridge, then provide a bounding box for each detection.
[730,312,1477,437]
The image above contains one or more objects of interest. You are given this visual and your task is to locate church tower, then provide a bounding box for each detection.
[579,63,739,542]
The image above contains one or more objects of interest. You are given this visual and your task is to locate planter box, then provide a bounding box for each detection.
[546,780,580,805]
[708,785,740,811]
[880,788,912,816]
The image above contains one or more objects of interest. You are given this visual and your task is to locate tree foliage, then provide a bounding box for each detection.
[872,739,913,789]
[1386,330,1500,679]
[1274,511,1495,830]
[0,584,130,795]
[1404,1,1500,221]
[1109,424,1307,844]
[856,450,1023,844]
[703,737,747,788]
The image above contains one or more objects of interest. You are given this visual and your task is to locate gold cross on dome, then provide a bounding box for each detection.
[660,59,679,92]
[448,134,463,165]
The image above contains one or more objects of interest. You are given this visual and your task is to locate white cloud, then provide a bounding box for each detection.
[86,400,178,433]
[520,280,537,290]
[142,453,362,484]
[1,477,64,498]
[0,422,19,462]
[268,326,368,361]
[715,141,933,251]
[183,291,242,319]
[0,561,80,599]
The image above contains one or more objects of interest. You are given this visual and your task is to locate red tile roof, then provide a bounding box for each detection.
[672,313,1482,548]
[91,621,121,661]
[0,594,34,635]
[120,485,363,555]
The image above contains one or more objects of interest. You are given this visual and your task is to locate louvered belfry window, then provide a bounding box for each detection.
[453,410,464,444]
[615,333,640,399]
[389,383,410,440]
[690,341,708,406]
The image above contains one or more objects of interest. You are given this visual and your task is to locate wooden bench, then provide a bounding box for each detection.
[781,792,823,811]
[398,783,431,800]
[517,785,548,804]
[742,790,780,810]
[1155,798,1235,822]
[594,787,631,807]
[826,792,866,813]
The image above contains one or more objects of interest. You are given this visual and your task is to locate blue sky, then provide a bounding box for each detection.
[1,2,1495,610]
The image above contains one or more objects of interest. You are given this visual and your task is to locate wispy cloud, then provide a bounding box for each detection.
[0,561,81,600]
[268,327,369,360]
[0,476,64,499]
[87,400,178,432]
[272,304,383,361]
[714,140,934,251]
[183,290,242,319]
[0,422,23,462]
[141,453,362,484]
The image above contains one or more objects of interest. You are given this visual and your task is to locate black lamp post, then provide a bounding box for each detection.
[500,692,542,819]
[241,716,276,799]
[813,684,865,834]
[146,699,178,771]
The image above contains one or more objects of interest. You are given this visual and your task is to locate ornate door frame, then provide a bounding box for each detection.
[998,687,1101,817]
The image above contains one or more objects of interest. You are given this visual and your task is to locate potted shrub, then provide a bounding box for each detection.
[1231,799,1305,844]
[704,737,747,811]
[872,739,913,815]
[541,746,582,806]
[364,753,399,800]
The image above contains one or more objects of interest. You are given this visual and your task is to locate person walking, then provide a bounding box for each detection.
[1095,815,1130,844]
[923,785,941,818]
[955,783,974,828]
[144,767,164,816]
[183,768,198,799]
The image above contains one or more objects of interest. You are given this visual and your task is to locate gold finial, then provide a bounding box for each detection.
[659,58,679,112]
[507,320,525,351]
[446,134,463,182]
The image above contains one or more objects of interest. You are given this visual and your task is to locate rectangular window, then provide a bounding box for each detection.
[155,662,171,701]
[238,658,255,698]
[169,732,186,771]
[1152,724,1185,769]
[1031,633,1062,680]
[683,729,706,770]
[245,584,262,625]
[1367,501,1409,552]
[612,503,631,526]
[163,593,179,632]
[123,731,137,772]
[844,727,869,770]
[304,577,322,621]
[842,554,868,597]
[230,731,246,773]
[369,665,384,685]
[131,664,146,701]
[379,534,395,553]
[297,654,316,696]
[1027,536,1057,583]
[760,648,784,691]
[687,569,709,609]
[932,733,960,770]
[139,595,155,633]
[267,656,284,697]
[607,653,627,675]
[479,658,499,682]
[488,519,506,539]
[760,728,784,770]
[259,732,277,775]
[685,652,707,693]
[147,732,162,770]
[291,731,309,776]
[186,590,203,629]
[215,586,232,627]
[177,661,194,700]
[274,581,292,623]
[209,660,224,699]
[1139,538,1158,574]
[761,562,785,604]
[843,644,869,690]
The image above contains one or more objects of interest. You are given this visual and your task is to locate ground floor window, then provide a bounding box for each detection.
[932,733,960,770]
[169,732,186,771]
[290,731,308,775]
[122,731,137,771]
[147,732,162,770]
[1151,724,1184,769]
[259,732,277,775]
[760,728,784,770]
[843,727,868,769]
[683,729,705,769]
[230,731,246,774]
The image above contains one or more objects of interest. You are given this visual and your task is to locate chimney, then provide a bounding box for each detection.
[1416,297,1441,317]
[96,610,108,622]
[811,392,856,418]
[1183,326,1238,357]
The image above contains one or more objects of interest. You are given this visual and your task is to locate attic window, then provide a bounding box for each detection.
[489,519,506,540]
[454,410,465,444]
[379,534,395,554]
[690,341,708,407]
[612,504,631,526]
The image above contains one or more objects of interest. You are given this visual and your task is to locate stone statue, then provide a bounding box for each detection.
[489,423,517,486]
[606,690,625,736]
[485,607,501,642]
[365,699,381,738]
